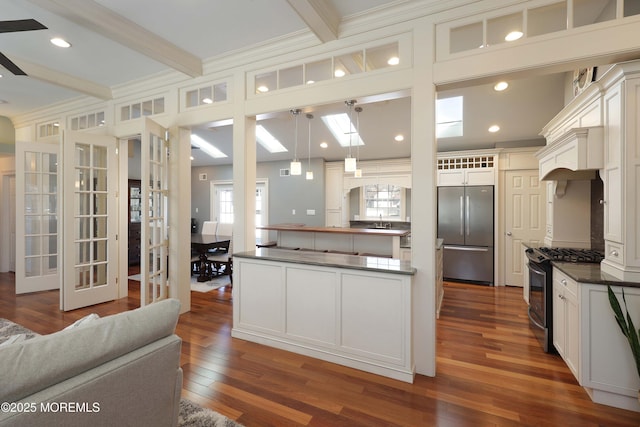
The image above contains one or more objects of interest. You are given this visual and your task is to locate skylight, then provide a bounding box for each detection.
[256,125,288,153]
[321,113,364,147]
[190,134,228,159]
[436,96,463,138]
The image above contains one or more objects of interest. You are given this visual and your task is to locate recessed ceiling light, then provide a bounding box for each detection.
[0,73,3,78]
[488,125,500,133]
[334,69,346,78]
[394,134,404,142]
[494,81,509,91]
[50,37,71,48]
[320,142,328,149]
[505,31,523,42]
[257,85,269,93]
[202,98,213,104]
[387,56,400,66]
[306,80,315,85]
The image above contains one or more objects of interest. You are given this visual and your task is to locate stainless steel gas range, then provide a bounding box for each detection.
[525,247,604,353]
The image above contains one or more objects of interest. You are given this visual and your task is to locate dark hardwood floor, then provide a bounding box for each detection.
[1,272,638,426]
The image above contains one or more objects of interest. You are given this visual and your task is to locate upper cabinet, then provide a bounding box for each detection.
[599,62,640,281]
[437,153,497,186]
[539,60,640,281]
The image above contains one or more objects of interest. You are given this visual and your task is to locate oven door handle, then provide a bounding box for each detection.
[527,260,546,275]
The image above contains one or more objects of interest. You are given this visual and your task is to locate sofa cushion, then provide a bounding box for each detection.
[63,313,100,330]
[0,298,181,403]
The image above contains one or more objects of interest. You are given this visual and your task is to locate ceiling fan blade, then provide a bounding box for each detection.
[0,52,27,75]
[0,19,47,33]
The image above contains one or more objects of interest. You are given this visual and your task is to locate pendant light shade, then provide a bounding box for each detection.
[306,113,314,180]
[344,100,357,172]
[344,157,357,172]
[290,160,302,175]
[290,109,301,175]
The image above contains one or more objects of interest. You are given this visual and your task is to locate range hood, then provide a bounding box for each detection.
[536,126,604,182]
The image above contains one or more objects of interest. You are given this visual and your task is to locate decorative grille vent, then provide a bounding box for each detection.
[437,156,494,170]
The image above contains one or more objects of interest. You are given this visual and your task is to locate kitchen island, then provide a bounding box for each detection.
[231,248,416,382]
[258,223,410,258]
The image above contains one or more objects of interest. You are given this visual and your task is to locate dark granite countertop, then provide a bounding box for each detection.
[234,248,416,275]
[552,261,640,289]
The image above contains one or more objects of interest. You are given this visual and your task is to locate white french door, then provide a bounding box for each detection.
[140,118,169,306]
[62,131,118,310]
[15,142,60,293]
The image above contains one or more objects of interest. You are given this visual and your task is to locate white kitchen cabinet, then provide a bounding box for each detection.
[549,266,640,412]
[436,153,496,186]
[552,267,580,380]
[602,81,623,245]
[580,283,640,412]
[436,242,443,318]
[598,63,640,281]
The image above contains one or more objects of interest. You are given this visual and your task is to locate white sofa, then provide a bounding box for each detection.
[0,298,183,427]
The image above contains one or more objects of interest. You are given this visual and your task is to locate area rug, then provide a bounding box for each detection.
[178,399,243,427]
[0,318,39,345]
[127,274,230,293]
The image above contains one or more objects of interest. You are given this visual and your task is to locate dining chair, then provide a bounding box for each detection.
[201,221,218,235]
[216,222,233,237]
[207,235,233,286]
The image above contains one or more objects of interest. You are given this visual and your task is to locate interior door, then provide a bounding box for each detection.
[505,170,546,287]
[62,131,118,310]
[140,117,169,306]
[15,142,60,294]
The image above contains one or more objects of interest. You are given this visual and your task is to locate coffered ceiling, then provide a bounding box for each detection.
[0,0,567,165]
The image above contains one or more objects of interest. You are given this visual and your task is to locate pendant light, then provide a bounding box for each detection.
[344,100,357,172]
[354,106,363,178]
[290,109,301,175]
[306,113,314,180]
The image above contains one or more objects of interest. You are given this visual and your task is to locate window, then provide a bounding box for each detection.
[211,181,269,240]
[362,184,403,220]
[436,96,463,138]
[218,188,234,224]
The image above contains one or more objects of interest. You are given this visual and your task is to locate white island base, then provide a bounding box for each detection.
[231,249,416,383]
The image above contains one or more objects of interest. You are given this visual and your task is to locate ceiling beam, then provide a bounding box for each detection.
[27,0,203,78]
[286,0,339,43]
[10,56,112,100]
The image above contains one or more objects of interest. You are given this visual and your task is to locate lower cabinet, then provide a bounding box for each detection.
[436,244,443,319]
[552,267,580,380]
[552,267,640,412]
[232,256,415,383]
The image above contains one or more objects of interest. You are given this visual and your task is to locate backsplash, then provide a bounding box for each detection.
[591,173,604,251]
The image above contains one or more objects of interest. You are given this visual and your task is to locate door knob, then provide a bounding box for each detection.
[506,232,512,236]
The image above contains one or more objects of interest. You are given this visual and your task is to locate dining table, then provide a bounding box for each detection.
[191,234,231,282]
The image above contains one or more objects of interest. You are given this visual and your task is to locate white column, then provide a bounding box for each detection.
[412,19,437,377]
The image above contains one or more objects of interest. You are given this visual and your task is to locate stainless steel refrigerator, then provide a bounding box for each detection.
[437,185,494,285]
